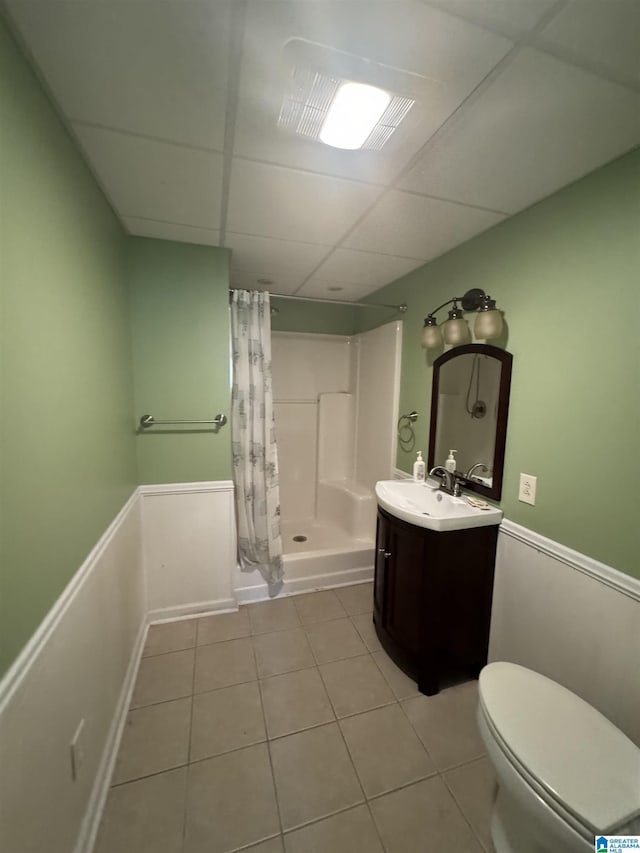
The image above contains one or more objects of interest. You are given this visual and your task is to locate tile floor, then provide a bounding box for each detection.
[95,583,496,853]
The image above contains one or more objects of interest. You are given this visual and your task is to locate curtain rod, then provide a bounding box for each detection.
[229,289,407,312]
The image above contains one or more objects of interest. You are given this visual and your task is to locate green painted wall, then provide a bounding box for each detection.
[0,19,137,674]
[127,237,232,483]
[364,149,640,578]
[270,297,359,336]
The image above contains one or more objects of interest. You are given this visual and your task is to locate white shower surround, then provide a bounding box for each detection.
[234,322,403,600]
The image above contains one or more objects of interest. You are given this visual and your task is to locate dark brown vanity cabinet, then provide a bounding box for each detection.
[373,508,499,696]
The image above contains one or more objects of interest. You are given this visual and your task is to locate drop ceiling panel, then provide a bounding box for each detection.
[537,0,640,87]
[226,159,383,245]
[123,219,220,248]
[297,278,388,301]
[399,49,640,213]
[345,191,505,260]
[422,0,558,38]
[229,272,301,296]
[225,233,330,282]
[232,1,512,184]
[312,249,423,290]
[74,125,223,229]
[7,0,231,150]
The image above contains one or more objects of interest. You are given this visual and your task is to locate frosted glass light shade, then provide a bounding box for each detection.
[319,83,391,150]
[474,309,503,340]
[443,317,471,346]
[421,322,442,349]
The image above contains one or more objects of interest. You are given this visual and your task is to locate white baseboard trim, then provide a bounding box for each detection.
[74,617,148,853]
[147,598,239,624]
[139,480,233,496]
[235,565,374,605]
[500,519,640,602]
[0,488,139,714]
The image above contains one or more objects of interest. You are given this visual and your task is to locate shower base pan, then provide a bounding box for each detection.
[235,518,374,604]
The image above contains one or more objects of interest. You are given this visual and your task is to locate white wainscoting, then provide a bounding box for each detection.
[491,520,640,746]
[3,479,638,853]
[0,490,145,853]
[140,481,237,621]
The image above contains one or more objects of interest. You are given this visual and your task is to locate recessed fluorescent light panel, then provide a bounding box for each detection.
[278,67,415,151]
[320,82,390,149]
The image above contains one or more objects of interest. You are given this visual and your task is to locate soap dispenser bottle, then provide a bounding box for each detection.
[413,451,426,482]
[445,449,457,473]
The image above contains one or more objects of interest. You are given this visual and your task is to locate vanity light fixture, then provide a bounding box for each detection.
[420,288,503,350]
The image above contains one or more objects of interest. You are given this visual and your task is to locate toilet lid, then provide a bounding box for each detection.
[479,662,640,834]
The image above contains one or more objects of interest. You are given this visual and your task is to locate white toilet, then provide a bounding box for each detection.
[478,662,640,853]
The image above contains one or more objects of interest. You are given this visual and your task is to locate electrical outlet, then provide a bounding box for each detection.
[70,719,85,781]
[519,473,537,506]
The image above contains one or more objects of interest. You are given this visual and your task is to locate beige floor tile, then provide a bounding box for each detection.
[335,583,374,615]
[113,698,191,784]
[350,613,382,652]
[95,768,187,853]
[444,757,497,852]
[143,619,197,657]
[371,650,420,701]
[370,776,483,853]
[292,591,346,625]
[306,618,366,664]
[184,744,280,853]
[244,838,284,853]
[131,648,194,708]
[260,667,334,739]
[248,598,301,635]
[270,723,364,830]
[190,682,266,761]
[319,655,394,718]
[197,608,250,645]
[283,804,384,853]
[339,705,435,797]
[193,637,256,693]
[402,680,485,770]
[253,628,315,678]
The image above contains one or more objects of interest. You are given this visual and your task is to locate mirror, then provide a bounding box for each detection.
[427,344,512,501]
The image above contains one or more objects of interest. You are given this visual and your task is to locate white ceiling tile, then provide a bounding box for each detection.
[227,159,383,245]
[313,249,423,290]
[537,0,640,87]
[7,0,231,150]
[296,279,385,301]
[398,49,640,213]
[74,125,223,229]
[345,191,504,260]
[224,233,329,280]
[123,219,220,248]
[422,0,558,37]
[232,1,511,183]
[229,272,301,296]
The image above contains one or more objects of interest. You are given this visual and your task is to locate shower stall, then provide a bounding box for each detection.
[233,319,402,601]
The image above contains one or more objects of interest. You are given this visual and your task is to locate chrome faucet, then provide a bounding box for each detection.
[466,462,490,479]
[429,466,462,497]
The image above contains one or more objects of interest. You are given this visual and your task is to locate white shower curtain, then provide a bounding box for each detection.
[230,289,283,585]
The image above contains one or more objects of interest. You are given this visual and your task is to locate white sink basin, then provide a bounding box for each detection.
[375,479,502,532]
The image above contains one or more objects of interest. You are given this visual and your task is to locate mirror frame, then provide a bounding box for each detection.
[427,343,513,502]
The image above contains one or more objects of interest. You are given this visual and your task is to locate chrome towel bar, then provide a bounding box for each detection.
[139,413,227,429]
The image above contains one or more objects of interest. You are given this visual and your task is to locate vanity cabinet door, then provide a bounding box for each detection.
[373,512,389,623]
[384,517,426,656]
[373,508,498,696]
